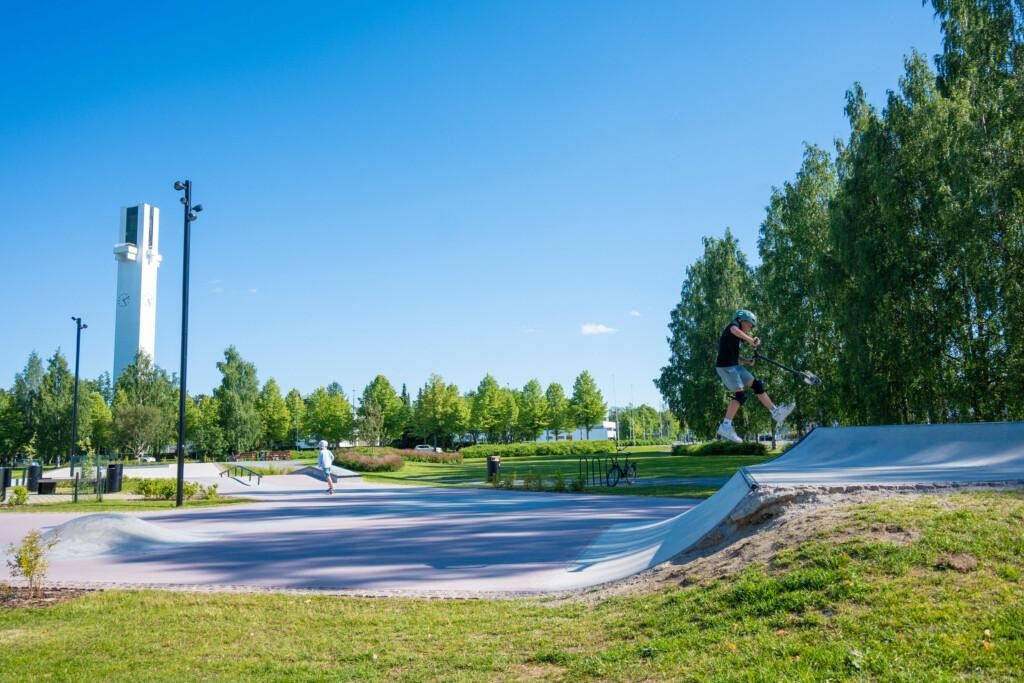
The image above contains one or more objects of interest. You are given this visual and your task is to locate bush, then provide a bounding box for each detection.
[7,486,28,506]
[132,478,202,500]
[332,448,462,464]
[615,438,674,447]
[334,452,404,472]
[461,440,616,458]
[672,441,768,456]
[6,529,57,597]
[552,471,567,492]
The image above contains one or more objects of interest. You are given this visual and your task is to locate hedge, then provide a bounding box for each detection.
[615,438,674,447]
[338,447,463,464]
[671,441,768,456]
[461,440,616,458]
[335,452,404,472]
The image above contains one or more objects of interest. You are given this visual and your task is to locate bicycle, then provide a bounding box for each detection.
[606,449,638,487]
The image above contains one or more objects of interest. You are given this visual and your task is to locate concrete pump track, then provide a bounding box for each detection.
[3,422,1023,597]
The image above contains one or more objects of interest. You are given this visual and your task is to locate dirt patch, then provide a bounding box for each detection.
[0,586,92,610]
[935,552,979,573]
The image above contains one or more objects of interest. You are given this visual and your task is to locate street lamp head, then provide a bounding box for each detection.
[187,213,198,221]
[192,204,203,213]
[174,180,186,191]
[82,324,88,330]
[179,197,187,205]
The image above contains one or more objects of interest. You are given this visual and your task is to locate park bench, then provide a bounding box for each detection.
[264,450,291,461]
[35,477,76,495]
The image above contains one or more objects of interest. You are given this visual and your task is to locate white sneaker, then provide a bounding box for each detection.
[772,403,795,425]
[716,422,742,443]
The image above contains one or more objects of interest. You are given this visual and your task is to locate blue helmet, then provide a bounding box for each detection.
[734,309,757,326]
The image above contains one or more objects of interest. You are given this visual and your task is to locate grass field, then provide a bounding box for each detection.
[361,448,776,498]
[0,490,1020,681]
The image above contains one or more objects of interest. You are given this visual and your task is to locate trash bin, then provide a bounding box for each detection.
[26,464,43,493]
[0,466,10,488]
[486,455,501,481]
[106,463,124,493]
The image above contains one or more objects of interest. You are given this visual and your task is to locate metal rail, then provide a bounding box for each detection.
[219,464,263,485]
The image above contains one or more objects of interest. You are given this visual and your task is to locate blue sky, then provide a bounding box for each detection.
[0,1,941,408]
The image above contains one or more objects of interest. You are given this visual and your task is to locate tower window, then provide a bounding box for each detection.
[148,206,155,249]
[125,207,139,245]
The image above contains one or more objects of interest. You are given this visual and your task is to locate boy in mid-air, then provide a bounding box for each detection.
[715,309,794,443]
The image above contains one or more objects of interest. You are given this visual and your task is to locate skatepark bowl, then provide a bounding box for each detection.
[3,422,1023,596]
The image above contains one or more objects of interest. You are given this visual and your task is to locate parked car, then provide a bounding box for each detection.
[140,456,157,463]
[414,445,442,453]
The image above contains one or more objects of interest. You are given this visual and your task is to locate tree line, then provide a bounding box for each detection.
[657,0,1024,438]
[0,345,637,461]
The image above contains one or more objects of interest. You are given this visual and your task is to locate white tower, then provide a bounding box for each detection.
[113,204,162,381]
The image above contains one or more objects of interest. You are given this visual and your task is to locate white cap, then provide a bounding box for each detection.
[318,440,328,449]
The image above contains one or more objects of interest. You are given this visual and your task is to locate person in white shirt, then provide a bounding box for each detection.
[317,440,335,495]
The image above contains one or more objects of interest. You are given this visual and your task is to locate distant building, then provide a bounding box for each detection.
[537,421,617,442]
[113,204,162,380]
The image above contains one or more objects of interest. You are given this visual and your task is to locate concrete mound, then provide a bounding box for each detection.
[43,513,207,558]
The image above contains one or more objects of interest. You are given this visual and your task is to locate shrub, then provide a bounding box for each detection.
[523,470,543,491]
[7,486,29,506]
[672,441,768,456]
[570,477,586,492]
[398,451,464,464]
[461,440,616,459]
[334,452,404,472]
[334,448,462,464]
[615,438,674,447]
[494,472,514,489]
[132,478,202,500]
[552,471,567,492]
[6,529,57,597]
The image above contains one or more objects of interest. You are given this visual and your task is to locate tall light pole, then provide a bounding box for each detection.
[173,180,203,507]
[69,317,87,476]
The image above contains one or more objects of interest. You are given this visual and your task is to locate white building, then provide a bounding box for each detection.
[113,204,161,380]
[538,420,617,442]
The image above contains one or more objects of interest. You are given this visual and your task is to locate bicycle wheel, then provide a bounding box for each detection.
[625,462,638,485]
[606,465,621,487]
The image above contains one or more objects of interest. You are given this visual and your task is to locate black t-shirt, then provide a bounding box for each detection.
[716,323,741,367]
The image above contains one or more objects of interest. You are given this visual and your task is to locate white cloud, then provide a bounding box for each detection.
[248,288,258,294]
[581,323,618,335]
[628,310,641,317]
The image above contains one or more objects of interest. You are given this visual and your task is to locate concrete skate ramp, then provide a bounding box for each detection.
[569,421,1024,586]
[42,513,208,558]
[749,422,1024,486]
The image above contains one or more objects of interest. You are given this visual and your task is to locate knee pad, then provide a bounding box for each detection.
[751,378,766,395]
[731,390,748,405]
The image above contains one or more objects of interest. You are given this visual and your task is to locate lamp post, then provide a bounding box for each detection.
[173,180,203,507]
[69,317,87,476]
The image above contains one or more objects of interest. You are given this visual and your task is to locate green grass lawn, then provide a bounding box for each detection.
[0,490,1020,681]
[362,449,775,498]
